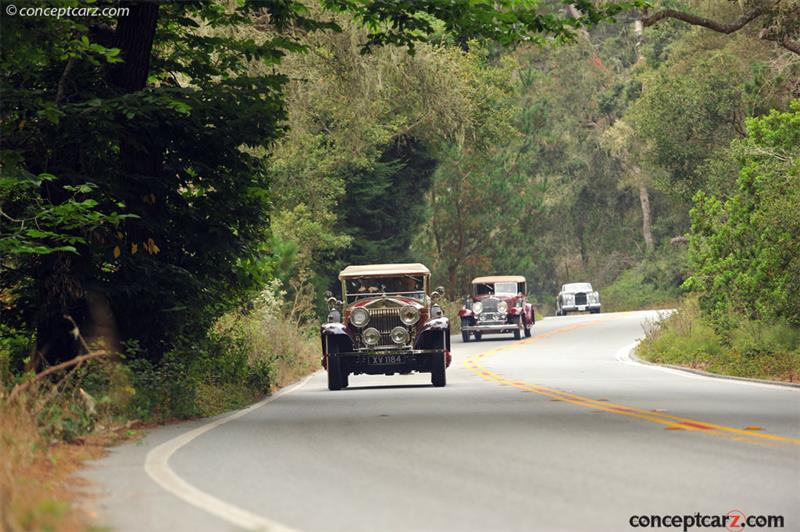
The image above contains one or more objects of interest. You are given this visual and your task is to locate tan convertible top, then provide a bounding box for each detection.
[339,263,431,279]
[472,275,526,284]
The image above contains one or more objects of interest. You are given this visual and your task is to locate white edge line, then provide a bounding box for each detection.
[616,342,799,391]
[144,374,317,532]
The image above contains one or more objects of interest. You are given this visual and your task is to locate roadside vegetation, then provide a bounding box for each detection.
[2,0,799,528]
[0,280,319,530]
[639,299,800,383]
[637,104,800,383]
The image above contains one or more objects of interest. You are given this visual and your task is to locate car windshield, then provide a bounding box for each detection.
[563,282,593,293]
[345,275,425,302]
[475,281,517,296]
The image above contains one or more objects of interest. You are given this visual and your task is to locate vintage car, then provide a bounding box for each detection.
[555,282,601,315]
[458,275,534,342]
[320,263,451,391]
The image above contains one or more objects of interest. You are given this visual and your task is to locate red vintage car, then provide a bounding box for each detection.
[458,275,534,341]
[320,263,451,391]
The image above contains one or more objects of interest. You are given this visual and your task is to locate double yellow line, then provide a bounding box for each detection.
[463,320,800,447]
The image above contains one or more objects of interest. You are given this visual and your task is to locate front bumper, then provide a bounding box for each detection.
[332,347,443,357]
[561,303,601,312]
[462,323,519,334]
[330,348,448,375]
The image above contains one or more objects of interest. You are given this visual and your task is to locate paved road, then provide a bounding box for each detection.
[84,311,800,532]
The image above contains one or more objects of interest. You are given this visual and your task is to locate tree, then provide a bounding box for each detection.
[685,102,800,326]
[601,120,657,253]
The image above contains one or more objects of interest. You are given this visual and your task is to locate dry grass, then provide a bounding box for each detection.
[0,401,106,532]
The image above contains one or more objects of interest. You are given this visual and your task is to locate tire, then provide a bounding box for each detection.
[513,316,521,340]
[431,351,447,387]
[524,317,532,338]
[327,353,343,391]
[591,308,600,314]
[461,318,471,342]
[474,331,482,341]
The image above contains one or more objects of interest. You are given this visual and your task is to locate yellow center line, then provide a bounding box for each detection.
[462,319,800,447]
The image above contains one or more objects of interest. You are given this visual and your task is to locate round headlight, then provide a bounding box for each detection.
[390,326,410,345]
[400,305,420,326]
[350,307,370,327]
[497,301,508,313]
[362,327,380,346]
[472,301,483,315]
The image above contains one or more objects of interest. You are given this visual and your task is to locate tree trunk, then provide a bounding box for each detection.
[447,263,458,297]
[109,2,159,91]
[638,181,655,253]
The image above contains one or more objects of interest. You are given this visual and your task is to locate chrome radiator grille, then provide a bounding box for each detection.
[370,308,404,347]
[481,298,499,313]
[575,293,587,305]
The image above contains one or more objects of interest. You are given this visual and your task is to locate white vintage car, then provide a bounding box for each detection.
[555,282,601,315]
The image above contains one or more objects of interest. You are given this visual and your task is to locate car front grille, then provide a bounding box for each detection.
[481,298,499,313]
[575,293,587,306]
[369,307,406,347]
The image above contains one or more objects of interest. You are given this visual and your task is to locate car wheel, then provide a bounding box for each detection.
[431,351,447,387]
[513,317,521,340]
[591,309,600,314]
[327,353,343,391]
[524,318,532,338]
[474,331,482,341]
[461,318,471,342]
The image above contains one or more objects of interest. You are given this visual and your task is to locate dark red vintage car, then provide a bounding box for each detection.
[458,275,534,341]
[320,263,451,391]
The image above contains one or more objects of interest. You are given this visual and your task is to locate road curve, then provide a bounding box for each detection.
[84,311,800,532]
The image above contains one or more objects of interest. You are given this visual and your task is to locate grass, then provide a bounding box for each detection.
[0,399,109,532]
[601,267,681,312]
[638,298,800,383]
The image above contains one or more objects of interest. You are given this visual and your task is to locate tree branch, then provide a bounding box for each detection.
[7,349,109,403]
[641,2,800,55]
[641,5,772,34]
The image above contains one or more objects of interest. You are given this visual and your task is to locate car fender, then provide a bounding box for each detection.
[458,308,474,318]
[526,302,535,324]
[320,323,354,364]
[415,317,451,351]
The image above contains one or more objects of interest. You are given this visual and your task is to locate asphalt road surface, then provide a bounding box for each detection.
[84,311,800,532]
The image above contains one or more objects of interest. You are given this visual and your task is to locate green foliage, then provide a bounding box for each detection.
[1,0,323,360]
[686,103,800,326]
[322,0,643,51]
[601,250,686,311]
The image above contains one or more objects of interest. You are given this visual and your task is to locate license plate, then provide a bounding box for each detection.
[368,355,406,365]
[578,305,586,311]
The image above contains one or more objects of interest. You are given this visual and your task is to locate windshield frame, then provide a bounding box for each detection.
[342,274,429,303]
